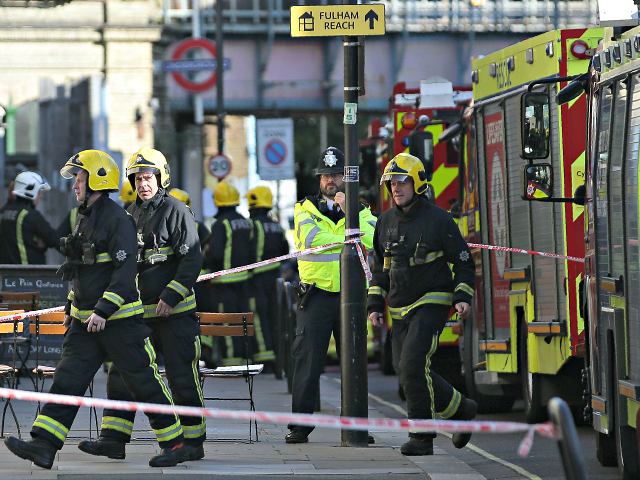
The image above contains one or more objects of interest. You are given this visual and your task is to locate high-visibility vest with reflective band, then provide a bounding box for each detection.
[293,198,376,292]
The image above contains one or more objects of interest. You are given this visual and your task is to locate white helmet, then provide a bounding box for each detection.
[12,171,51,201]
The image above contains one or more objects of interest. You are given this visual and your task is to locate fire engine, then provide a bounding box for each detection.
[542,21,640,478]
[440,28,603,416]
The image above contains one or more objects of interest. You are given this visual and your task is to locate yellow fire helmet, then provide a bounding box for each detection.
[380,153,428,195]
[120,182,136,204]
[169,188,192,208]
[126,147,171,189]
[60,150,120,192]
[213,180,239,207]
[246,185,273,209]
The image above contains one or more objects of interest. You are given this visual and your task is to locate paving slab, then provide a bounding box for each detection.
[0,369,485,479]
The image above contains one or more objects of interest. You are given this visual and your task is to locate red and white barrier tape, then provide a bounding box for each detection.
[0,387,555,457]
[469,243,583,263]
[0,238,583,324]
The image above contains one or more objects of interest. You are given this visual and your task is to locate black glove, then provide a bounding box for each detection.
[388,244,409,289]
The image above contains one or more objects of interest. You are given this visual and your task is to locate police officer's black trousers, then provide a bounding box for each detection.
[210,282,252,365]
[31,317,183,450]
[100,314,206,446]
[288,289,340,435]
[392,304,464,439]
[248,271,278,363]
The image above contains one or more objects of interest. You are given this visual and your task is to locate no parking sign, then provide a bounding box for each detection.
[256,118,294,180]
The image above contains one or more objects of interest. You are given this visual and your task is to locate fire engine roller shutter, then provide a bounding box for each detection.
[596,85,613,314]
[609,80,627,284]
[476,106,494,338]
[624,75,640,382]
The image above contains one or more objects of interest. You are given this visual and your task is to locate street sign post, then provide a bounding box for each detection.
[290,4,385,37]
[256,118,295,181]
[291,0,377,448]
[207,154,232,179]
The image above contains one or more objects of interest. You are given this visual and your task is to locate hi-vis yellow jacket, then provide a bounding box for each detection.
[294,195,376,292]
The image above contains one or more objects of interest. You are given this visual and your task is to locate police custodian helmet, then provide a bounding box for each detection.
[316,146,345,176]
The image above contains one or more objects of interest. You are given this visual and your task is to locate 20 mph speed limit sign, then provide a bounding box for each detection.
[207,154,231,179]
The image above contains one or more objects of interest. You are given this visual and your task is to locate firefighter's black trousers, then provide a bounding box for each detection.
[392,304,463,439]
[31,317,183,450]
[210,282,252,365]
[248,271,278,363]
[100,314,206,445]
[288,289,340,435]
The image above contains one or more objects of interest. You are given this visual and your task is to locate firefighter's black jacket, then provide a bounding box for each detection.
[0,197,59,264]
[204,206,253,283]
[128,190,203,318]
[63,194,142,323]
[249,208,289,275]
[367,196,475,317]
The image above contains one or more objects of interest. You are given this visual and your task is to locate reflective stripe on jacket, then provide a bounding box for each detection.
[293,196,376,292]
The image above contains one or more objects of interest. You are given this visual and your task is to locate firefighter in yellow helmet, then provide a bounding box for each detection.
[203,180,253,366]
[120,182,136,209]
[4,150,189,469]
[245,185,290,372]
[78,147,206,462]
[367,153,477,456]
[286,147,377,444]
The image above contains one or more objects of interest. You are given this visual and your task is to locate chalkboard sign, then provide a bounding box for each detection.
[0,265,69,363]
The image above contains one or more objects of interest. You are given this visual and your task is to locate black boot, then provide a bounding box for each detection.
[400,436,433,456]
[149,443,189,467]
[285,430,309,444]
[185,443,205,461]
[78,438,126,459]
[4,436,58,469]
[451,398,478,449]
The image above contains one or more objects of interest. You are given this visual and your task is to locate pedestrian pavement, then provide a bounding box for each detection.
[0,369,486,479]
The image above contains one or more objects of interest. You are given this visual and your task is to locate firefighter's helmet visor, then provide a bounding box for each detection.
[380,173,410,185]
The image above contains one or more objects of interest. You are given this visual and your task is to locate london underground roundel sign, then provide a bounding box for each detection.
[171,38,218,93]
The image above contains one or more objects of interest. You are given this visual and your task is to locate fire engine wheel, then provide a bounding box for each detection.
[613,351,640,479]
[462,313,515,414]
[519,321,547,424]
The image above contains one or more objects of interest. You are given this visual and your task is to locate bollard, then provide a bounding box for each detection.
[548,397,589,480]
[274,278,285,380]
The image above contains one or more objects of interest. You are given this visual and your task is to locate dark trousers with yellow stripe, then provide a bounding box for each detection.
[391,304,464,439]
[31,317,183,450]
[288,289,340,436]
[100,313,206,446]
[210,282,252,365]
[248,272,278,363]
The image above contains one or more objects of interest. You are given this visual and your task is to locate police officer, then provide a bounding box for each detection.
[367,153,477,456]
[78,148,206,461]
[286,147,376,444]
[203,180,253,365]
[0,171,58,264]
[3,150,188,469]
[246,185,290,370]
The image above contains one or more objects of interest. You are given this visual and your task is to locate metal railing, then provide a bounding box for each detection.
[161,0,598,35]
